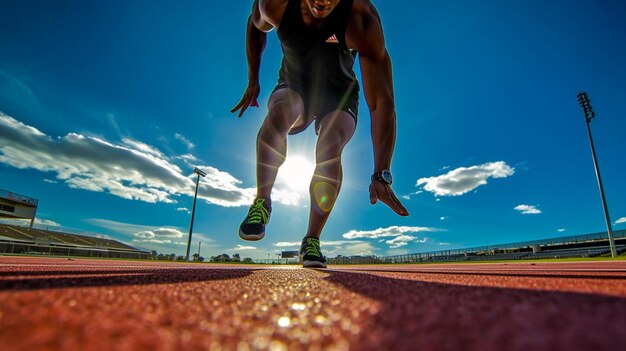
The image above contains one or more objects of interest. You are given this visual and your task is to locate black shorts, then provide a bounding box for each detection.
[271,80,359,135]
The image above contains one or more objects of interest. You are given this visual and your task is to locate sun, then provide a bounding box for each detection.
[277,154,316,192]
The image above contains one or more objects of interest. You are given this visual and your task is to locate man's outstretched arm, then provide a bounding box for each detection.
[231,0,271,117]
[350,3,409,216]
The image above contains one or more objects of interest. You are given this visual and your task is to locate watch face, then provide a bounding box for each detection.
[381,170,392,184]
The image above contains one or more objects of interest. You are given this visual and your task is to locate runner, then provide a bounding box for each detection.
[232,0,409,268]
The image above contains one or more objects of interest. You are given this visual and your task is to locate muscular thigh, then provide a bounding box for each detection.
[266,88,305,131]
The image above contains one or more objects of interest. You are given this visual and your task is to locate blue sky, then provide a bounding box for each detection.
[1,0,625,259]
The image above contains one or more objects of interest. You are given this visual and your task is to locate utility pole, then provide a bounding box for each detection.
[186,167,207,261]
[577,92,616,257]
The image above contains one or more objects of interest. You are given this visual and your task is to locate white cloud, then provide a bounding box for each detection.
[85,218,198,253]
[87,218,162,235]
[342,226,439,249]
[343,226,439,239]
[402,190,423,200]
[232,245,257,251]
[0,112,261,207]
[176,154,200,168]
[417,161,514,196]
[615,217,626,224]
[558,228,566,232]
[323,241,377,257]
[0,217,61,227]
[122,138,166,159]
[385,235,416,248]
[440,216,448,221]
[274,241,300,247]
[132,227,185,246]
[22,218,221,255]
[270,188,306,206]
[87,219,201,241]
[136,227,182,239]
[36,218,62,227]
[175,133,195,150]
[177,207,190,214]
[514,204,541,215]
[43,179,58,184]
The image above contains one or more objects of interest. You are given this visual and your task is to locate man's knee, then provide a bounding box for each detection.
[315,112,356,161]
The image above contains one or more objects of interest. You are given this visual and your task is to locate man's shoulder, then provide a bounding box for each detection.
[258,0,290,28]
[348,0,382,33]
[259,0,289,8]
[346,0,385,56]
[350,0,379,20]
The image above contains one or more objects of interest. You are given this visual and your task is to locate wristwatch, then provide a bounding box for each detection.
[371,169,393,185]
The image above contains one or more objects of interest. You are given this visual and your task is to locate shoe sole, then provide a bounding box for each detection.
[302,260,327,268]
[239,229,265,241]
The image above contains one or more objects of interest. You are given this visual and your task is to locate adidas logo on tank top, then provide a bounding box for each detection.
[325,34,339,44]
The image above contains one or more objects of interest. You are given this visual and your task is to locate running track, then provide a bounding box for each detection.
[1,256,626,350]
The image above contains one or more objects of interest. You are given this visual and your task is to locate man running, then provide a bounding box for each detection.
[232,0,409,268]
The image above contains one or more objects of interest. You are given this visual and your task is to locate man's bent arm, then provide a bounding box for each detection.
[351,3,408,216]
[352,3,396,173]
[360,50,396,172]
[232,1,271,116]
[247,1,272,83]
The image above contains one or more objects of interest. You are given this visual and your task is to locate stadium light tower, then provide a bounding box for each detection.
[577,92,616,258]
[186,167,207,261]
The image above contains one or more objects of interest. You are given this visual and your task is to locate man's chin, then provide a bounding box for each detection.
[311,7,331,18]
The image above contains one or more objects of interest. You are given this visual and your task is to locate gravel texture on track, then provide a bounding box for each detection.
[1,257,626,351]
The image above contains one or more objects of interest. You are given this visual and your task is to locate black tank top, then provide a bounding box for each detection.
[277,0,359,99]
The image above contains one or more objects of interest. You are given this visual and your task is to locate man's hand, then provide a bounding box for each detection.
[369,180,409,216]
[231,82,261,118]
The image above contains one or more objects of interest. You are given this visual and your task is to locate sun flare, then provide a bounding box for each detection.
[277,155,316,192]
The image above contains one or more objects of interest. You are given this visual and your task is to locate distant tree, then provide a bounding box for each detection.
[209,253,234,262]
[242,257,253,264]
[192,253,205,262]
[176,255,185,261]
[232,253,241,262]
[150,250,158,259]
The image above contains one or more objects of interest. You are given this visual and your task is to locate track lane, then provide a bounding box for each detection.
[2,257,625,350]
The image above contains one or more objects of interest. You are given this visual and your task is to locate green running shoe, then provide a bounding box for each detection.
[299,237,327,268]
[239,198,270,241]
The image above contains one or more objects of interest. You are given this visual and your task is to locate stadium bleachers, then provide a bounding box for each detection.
[0,225,36,241]
[0,223,148,259]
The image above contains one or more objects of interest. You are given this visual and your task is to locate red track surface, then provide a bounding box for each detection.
[2,256,626,350]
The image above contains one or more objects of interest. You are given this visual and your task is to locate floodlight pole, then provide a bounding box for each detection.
[186,167,207,261]
[577,92,616,258]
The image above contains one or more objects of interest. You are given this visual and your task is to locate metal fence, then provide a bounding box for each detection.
[381,229,626,264]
